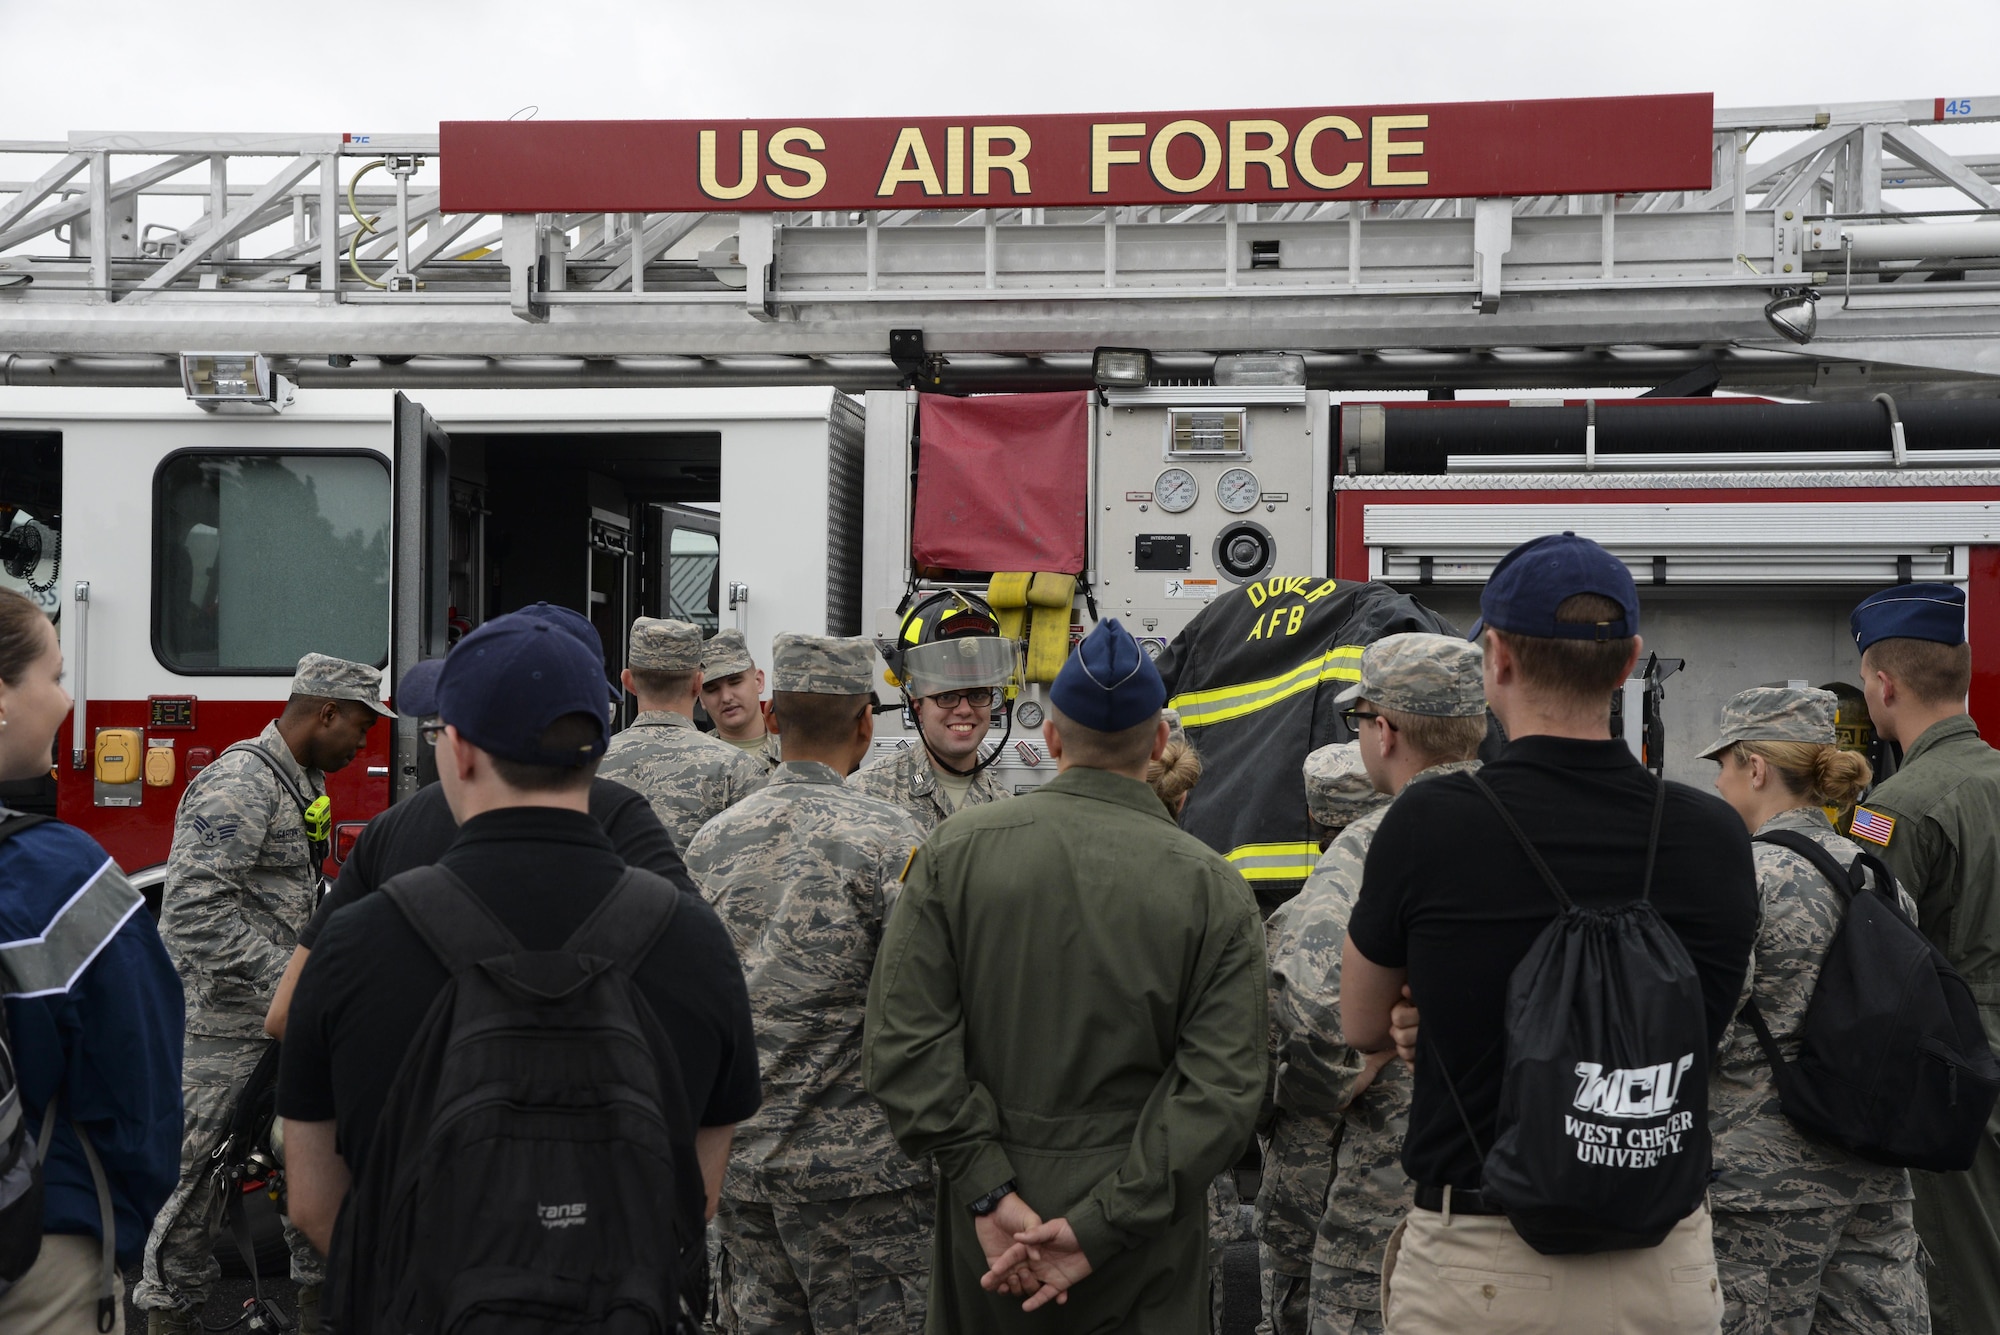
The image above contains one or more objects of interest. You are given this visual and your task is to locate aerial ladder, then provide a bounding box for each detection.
[3,96,2000,398]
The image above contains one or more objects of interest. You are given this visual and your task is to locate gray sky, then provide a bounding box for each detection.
[5,0,1999,134]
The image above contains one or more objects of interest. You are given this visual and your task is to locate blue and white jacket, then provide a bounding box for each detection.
[0,814,183,1264]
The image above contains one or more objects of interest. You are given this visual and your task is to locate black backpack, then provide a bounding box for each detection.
[1451,774,1713,1255]
[329,864,703,1335]
[1740,829,2000,1171]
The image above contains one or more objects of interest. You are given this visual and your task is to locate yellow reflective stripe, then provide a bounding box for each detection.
[1224,842,1323,881]
[1169,645,1366,729]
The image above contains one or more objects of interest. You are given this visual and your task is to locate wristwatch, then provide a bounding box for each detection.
[967,1179,1018,1217]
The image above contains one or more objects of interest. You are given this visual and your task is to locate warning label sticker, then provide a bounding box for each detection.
[1166,578,1220,600]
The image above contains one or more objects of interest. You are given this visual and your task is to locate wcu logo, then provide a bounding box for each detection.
[1572,1054,1694,1119]
[538,1202,588,1230]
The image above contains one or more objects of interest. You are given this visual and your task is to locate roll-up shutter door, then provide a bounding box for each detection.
[1363,501,2000,584]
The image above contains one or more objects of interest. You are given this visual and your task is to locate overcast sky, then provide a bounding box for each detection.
[5,0,2000,134]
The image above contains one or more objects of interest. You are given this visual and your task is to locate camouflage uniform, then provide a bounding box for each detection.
[703,628,782,773]
[685,634,932,1335]
[1710,808,1928,1334]
[141,715,329,1311]
[1704,824,1920,1314]
[1278,763,1479,1335]
[1204,1172,1252,1335]
[723,731,783,773]
[1275,634,1487,1335]
[136,653,394,1315]
[134,1037,306,1312]
[601,619,766,851]
[1693,686,1928,1333]
[1251,744,1389,1335]
[846,742,1009,836]
[601,710,769,849]
[701,627,758,680]
[718,730,783,774]
[714,1192,933,1335]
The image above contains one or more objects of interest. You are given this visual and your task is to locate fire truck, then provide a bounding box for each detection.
[0,385,864,902]
[5,90,2000,890]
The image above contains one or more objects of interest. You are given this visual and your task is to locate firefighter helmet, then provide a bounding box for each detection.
[1821,680,1875,756]
[883,590,1019,699]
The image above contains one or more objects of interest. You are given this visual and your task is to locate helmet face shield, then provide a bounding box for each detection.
[901,636,1020,699]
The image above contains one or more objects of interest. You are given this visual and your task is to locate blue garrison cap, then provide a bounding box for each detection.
[435,612,610,766]
[1050,618,1167,732]
[1470,531,1639,641]
[1852,583,1966,654]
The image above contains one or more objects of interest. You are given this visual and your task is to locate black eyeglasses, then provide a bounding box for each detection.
[418,720,447,747]
[928,687,1001,710]
[1340,706,1398,733]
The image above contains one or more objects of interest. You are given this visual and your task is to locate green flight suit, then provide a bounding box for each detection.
[1850,713,2000,1335]
[864,766,1268,1335]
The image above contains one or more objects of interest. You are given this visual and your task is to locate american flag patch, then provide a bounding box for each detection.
[1851,806,1897,846]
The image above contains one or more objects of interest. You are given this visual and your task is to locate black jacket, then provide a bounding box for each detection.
[1155,576,1459,915]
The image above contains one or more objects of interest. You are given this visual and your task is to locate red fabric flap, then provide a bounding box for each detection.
[910,392,1089,575]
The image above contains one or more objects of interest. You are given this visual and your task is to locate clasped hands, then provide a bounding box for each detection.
[976,1192,1093,1312]
[1390,984,1419,1064]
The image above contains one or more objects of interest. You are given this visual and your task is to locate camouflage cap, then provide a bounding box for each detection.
[702,627,757,678]
[771,633,879,695]
[1333,632,1486,717]
[1303,742,1389,828]
[629,617,702,672]
[291,652,395,717]
[1698,685,1838,759]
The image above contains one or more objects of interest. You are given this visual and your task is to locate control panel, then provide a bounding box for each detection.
[1095,389,1329,656]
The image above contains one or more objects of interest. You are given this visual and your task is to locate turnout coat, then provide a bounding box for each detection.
[1154,577,1459,915]
[864,766,1267,1334]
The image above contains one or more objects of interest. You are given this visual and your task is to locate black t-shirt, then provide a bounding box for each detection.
[298,778,687,948]
[1347,735,1757,1191]
[276,806,761,1181]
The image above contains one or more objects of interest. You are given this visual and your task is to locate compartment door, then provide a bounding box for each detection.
[392,393,451,802]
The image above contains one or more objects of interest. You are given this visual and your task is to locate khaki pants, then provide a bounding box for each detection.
[1380,1200,1721,1334]
[0,1234,125,1335]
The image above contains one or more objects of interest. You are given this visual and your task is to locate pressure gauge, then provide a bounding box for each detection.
[1015,699,1045,728]
[1154,467,1199,514]
[1216,467,1261,514]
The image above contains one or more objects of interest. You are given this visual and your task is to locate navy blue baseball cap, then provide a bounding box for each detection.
[1050,618,1167,731]
[516,602,621,702]
[397,658,446,717]
[434,612,610,766]
[400,603,619,717]
[1470,532,1640,642]
[1852,582,1967,654]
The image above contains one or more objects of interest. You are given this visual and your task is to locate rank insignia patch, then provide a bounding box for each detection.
[1851,806,1897,846]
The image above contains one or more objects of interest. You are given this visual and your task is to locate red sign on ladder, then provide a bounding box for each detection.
[441,94,1714,214]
